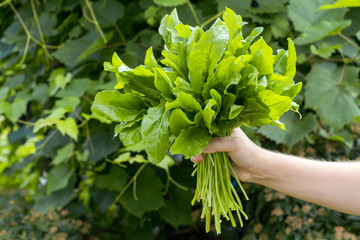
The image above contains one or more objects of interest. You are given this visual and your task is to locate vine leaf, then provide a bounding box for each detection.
[305,62,360,129]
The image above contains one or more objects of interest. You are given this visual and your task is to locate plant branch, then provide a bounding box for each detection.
[30,0,52,66]
[337,63,346,85]
[338,32,360,50]
[84,0,108,43]
[110,162,148,207]
[201,10,225,27]
[113,23,126,44]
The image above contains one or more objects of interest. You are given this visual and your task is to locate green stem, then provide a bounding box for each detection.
[193,152,249,234]
[186,0,200,26]
[111,162,148,206]
[338,32,360,50]
[84,0,108,43]
[201,10,225,27]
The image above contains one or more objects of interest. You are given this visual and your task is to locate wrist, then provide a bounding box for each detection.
[245,148,276,184]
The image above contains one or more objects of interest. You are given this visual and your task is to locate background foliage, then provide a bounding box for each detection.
[0,0,359,239]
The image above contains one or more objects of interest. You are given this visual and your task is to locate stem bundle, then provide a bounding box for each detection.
[191,152,249,234]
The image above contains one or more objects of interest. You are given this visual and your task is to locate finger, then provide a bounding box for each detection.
[203,136,235,153]
[190,154,203,164]
[203,127,247,154]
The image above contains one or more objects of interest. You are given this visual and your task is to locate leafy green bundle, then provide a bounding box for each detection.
[92,8,301,234]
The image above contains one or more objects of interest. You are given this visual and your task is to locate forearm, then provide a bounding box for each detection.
[250,149,360,215]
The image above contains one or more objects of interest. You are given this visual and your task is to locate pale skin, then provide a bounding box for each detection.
[190,127,360,216]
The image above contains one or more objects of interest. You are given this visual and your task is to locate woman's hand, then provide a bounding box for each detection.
[190,127,266,182]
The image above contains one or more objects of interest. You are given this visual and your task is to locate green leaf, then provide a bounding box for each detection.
[288,0,348,32]
[245,27,264,43]
[52,32,100,67]
[273,38,297,79]
[187,19,229,94]
[172,76,194,96]
[0,86,9,100]
[54,97,80,111]
[295,20,351,45]
[56,78,92,98]
[78,31,114,60]
[154,0,187,6]
[257,90,292,120]
[119,166,165,218]
[169,126,212,158]
[117,66,161,103]
[92,0,124,27]
[154,155,174,172]
[319,0,360,9]
[165,92,201,112]
[154,67,175,101]
[159,9,181,49]
[202,56,244,100]
[258,112,317,148]
[144,47,160,71]
[169,108,197,136]
[96,165,129,192]
[202,99,217,132]
[247,0,288,13]
[221,98,271,132]
[34,177,76,214]
[52,143,74,165]
[48,68,72,96]
[159,185,193,228]
[91,90,147,122]
[3,98,26,123]
[305,63,360,129]
[141,103,170,163]
[250,38,274,76]
[310,42,342,59]
[216,0,252,18]
[47,163,73,195]
[161,45,188,80]
[229,105,244,120]
[267,74,295,95]
[223,7,245,41]
[175,23,192,38]
[55,118,79,141]
[271,15,290,38]
[119,122,143,146]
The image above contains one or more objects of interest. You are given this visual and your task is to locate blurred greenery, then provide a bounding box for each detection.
[0,0,359,239]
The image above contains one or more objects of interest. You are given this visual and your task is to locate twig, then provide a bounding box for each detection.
[110,162,148,207]
[84,0,107,43]
[35,130,57,162]
[30,0,52,66]
[84,122,95,154]
[296,70,305,78]
[337,63,346,85]
[339,32,360,50]
[113,23,126,44]
[186,0,200,26]
[201,10,225,27]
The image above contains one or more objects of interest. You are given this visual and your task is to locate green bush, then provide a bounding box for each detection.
[1,0,360,239]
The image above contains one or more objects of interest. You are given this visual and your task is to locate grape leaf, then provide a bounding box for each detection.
[47,163,73,195]
[119,166,165,218]
[258,112,317,148]
[96,165,129,192]
[305,62,360,129]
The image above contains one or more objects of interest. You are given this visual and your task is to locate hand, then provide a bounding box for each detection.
[190,127,265,182]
